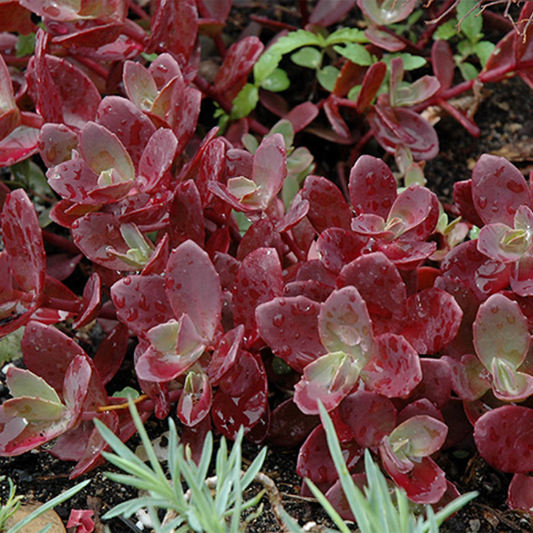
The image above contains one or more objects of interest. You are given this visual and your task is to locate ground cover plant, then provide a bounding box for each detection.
[2,0,533,530]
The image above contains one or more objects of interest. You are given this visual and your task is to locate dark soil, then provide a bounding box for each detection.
[4,2,533,532]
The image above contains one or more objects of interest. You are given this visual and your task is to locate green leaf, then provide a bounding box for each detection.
[456,0,482,43]
[233,211,252,236]
[458,61,478,80]
[16,33,36,57]
[334,43,373,66]
[230,83,259,120]
[384,53,426,71]
[474,40,495,67]
[317,65,340,92]
[268,29,323,56]
[112,386,140,399]
[259,68,290,92]
[326,27,368,46]
[0,327,25,365]
[268,119,295,148]
[291,47,322,69]
[433,19,459,41]
[7,480,90,533]
[253,51,283,84]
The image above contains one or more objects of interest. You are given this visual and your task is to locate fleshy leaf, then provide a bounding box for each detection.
[233,247,283,342]
[471,154,532,226]
[297,423,363,484]
[165,240,222,342]
[362,333,422,398]
[473,293,530,371]
[474,405,533,473]
[177,369,212,426]
[401,288,463,355]
[349,155,397,218]
[294,350,361,414]
[256,296,326,373]
[339,390,397,448]
[319,286,374,364]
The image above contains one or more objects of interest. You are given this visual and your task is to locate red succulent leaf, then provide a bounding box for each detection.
[15,320,81,394]
[474,293,530,372]
[368,104,439,161]
[214,37,264,94]
[471,154,532,227]
[197,138,226,206]
[43,55,101,129]
[397,398,444,426]
[0,54,20,142]
[266,398,320,447]
[452,179,485,227]
[285,102,319,132]
[136,316,206,382]
[69,411,119,478]
[92,323,129,385]
[177,369,212,426]
[294,350,361,414]
[0,123,41,167]
[401,288,463,355]
[148,0,198,68]
[378,240,436,270]
[2,188,45,296]
[474,405,533,473]
[508,473,533,512]
[383,454,447,504]
[208,325,245,385]
[309,0,358,26]
[409,359,452,410]
[72,273,101,329]
[233,247,283,344]
[440,240,511,300]
[72,213,137,270]
[67,509,94,533]
[339,390,397,448]
[338,252,406,335]
[431,39,455,90]
[358,0,416,25]
[349,155,397,218]
[238,217,284,260]
[300,176,352,233]
[212,351,268,438]
[0,2,33,34]
[0,355,91,456]
[111,274,174,337]
[512,252,533,296]
[362,333,422,398]
[172,87,202,153]
[96,96,156,168]
[297,423,363,484]
[168,180,205,249]
[481,30,515,83]
[443,354,492,401]
[316,228,366,274]
[38,123,78,168]
[137,128,178,193]
[319,286,374,362]
[324,98,350,140]
[256,295,326,373]
[165,240,222,342]
[356,61,387,113]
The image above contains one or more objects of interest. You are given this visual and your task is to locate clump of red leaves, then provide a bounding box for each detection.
[2,0,533,520]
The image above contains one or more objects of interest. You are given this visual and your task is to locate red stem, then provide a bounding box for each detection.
[70,54,109,80]
[299,0,310,27]
[128,0,151,21]
[416,0,457,49]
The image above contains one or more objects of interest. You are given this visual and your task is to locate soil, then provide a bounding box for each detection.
[4,2,533,533]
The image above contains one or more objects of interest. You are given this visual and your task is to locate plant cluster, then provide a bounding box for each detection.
[1,0,533,528]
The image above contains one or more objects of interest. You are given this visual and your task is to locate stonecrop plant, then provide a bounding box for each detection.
[3,0,533,528]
